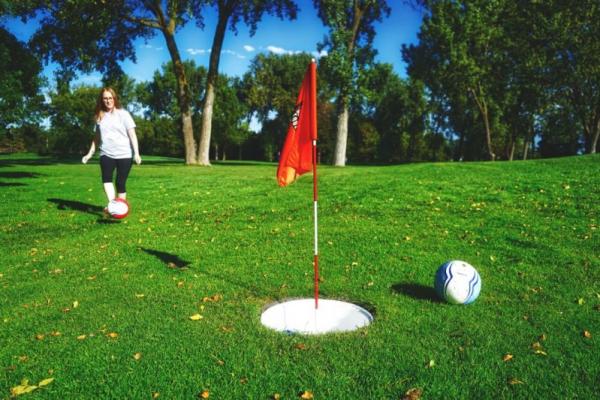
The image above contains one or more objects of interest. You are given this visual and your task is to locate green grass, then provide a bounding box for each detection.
[1,153,598,399]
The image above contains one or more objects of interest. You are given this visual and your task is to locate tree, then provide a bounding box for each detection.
[210,76,250,160]
[403,0,507,161]
[367,65,434,163]
[242,52,313,161]
[196,0,298,165]
[544,0,600,154]
[137,60,207,156]
[0,26,45,149]
[47,84,98,155]
[314,0,390,166]
[11,0,204,164]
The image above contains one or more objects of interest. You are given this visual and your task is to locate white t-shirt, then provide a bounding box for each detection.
[97,108,136,159]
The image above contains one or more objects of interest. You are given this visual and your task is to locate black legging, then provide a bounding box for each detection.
[100,155,133,193]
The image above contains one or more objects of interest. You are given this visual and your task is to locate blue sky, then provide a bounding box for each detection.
[3,2,423,87]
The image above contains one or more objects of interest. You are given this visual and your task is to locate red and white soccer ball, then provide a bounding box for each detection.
[107,198,129,219]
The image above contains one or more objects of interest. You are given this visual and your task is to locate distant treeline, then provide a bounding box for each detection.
[1,1,598,163]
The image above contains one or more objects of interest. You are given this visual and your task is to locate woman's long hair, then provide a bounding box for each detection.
[94,87,122,122]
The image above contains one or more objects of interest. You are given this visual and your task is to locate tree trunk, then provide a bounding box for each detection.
[332,3,366,167]
[162,29,197,164]
[198,9,229,166]
[523,121,534,160]
[333,101,349,166]
[469,85,495,161]
[591,117,599,154]
[508,138,515,161]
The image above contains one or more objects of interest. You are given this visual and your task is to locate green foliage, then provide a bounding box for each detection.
[211,76,251,160]
[0,153,598,398]
[139,60,207,119]
[314,0,390,101]
[404,0,600,159]
[242,52,314,160]
[46,85,98,155]
[0,27,45,139]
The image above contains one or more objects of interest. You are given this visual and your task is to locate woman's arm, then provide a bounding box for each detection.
[82,129,100,164]
[127,128,142,165]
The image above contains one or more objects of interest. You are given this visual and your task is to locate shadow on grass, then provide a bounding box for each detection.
[49,198,129,223]
[48,198,103,214]
[0,182,27,186]
[0,157,59,166]
[391,282,441,302]
[138,158,184,165]
[0,171,44,178]
[212,161,273,167]
[141,248,191,270]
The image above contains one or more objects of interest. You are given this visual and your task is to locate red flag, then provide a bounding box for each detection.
[277,61,317,187]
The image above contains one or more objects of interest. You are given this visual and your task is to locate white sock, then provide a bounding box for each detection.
[103,183,116,202]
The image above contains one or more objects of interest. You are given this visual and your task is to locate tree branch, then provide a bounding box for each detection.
[122,14,162,30]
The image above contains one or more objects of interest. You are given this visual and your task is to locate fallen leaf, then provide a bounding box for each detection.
[538,333,547,341]
[300,391,314,399]
[502,354,514,362]
[50,331,61,337]
[403,387,423,400]
[199,390,209,398]
[583,330,592,338]
[294,343,307,350]
[240,376,248,384]
[35,334,45,340]
[73,300,79,308]
[577,298,585,305]
[135,293,145,298]
[189,314,203,321]
[107,332,118,339]
[37,378,54,387]
[133,352,142,361]
[152,392,160,399]
[508,377,524,385]
[272,394,281,400]
[426,359,435,368]
[77,334,87,340]
[10,383,37,396]
[202,294,223,302]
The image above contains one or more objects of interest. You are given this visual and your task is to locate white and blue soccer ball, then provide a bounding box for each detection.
[434,260,481,304]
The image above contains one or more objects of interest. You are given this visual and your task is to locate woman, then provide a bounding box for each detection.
[82,87,141,209]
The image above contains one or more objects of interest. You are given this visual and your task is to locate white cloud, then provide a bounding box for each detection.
[266,45,312,56]
[223,49,246,59]
[312,49,328,59]
[267,45,287,55]
[187,48,211,56]
[141,44,163,51]
[243,45,255,52]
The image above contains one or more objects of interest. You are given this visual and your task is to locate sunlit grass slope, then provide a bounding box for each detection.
[0,153,598,399]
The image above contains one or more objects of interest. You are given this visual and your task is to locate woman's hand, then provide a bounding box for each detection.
[134,154,142,165]
[82,154,92,164]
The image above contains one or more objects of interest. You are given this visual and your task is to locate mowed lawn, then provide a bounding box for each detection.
[0,153,598,399]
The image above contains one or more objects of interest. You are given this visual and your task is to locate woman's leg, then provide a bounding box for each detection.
[115,158,133,199]
[100,156,117,202]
